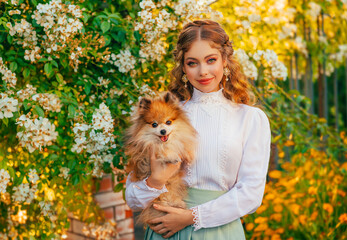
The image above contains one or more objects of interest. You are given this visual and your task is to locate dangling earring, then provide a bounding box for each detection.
[182,74,188,88]
[223,67,231,82]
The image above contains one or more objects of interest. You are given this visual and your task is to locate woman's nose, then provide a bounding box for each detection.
[199,64,209,76]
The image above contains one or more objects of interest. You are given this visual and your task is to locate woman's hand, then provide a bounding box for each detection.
[146,155,181,189]
[148,204,194,238]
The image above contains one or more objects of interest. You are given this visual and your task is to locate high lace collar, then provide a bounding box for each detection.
[191,88,229,105]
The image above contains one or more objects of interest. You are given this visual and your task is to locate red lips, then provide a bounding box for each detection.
[197,77,214,85]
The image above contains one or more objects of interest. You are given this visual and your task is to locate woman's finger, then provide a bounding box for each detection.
[163,231,175,239]
[148,216,163,225]
[153,204,175,213]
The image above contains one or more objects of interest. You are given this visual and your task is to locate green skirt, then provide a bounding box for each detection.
[144,188,246,240]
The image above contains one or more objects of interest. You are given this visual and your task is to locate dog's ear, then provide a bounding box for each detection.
[163,92,178,104]
[139,97,152,110]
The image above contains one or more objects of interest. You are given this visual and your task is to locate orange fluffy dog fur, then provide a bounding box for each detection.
[125,92,197,224]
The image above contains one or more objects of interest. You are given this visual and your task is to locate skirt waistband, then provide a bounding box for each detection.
[185,188,227,209]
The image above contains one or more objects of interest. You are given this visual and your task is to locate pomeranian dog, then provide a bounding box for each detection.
[124,91,197,224]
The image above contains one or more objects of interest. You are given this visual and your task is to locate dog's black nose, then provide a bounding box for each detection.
[160,129,166,135]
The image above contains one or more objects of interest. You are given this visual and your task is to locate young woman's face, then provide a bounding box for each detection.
[183,40,225,93]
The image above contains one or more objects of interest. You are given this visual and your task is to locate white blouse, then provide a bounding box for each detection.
[125,87,271,230]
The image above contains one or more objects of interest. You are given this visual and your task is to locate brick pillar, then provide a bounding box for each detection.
[66,175,135,240]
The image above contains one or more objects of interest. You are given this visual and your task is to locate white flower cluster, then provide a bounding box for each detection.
[135,0,221,62]
[330,44,347,63]
[16,114,59,153]
[32,0,83,44]
[108,49,136,73]
[58,167,70,179]
[28,169,39,184]
[97,76,110,87]
[0,57,17,89]
[39,201,58,222]
[293,37,308,57]
[16,84,37,102]
[72,103,116,177]
[0,93,18,119]
[234,49,258,80]
[12,183,37,203]
[6,19,41,63]
[82,220,118,240]
[32,93,62,112]
[9,10,21,15]
[174,0,222,23]
[306,2,321,19]
[251,50,288,80]
[0,169,11,193]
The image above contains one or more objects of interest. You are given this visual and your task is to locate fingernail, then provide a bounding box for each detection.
[153,204,157,208]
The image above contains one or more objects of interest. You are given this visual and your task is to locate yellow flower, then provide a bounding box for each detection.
[278,151,285,158]
[311,211,318,220]
[246,223,254,231]
[256,205,267,214]
[271,234,281,240]
[339,213,347,224]
[254,223,268,232]
[341,162,347,171]
[274,205,283,213]
[275,228,284,234]
[308,186,317,195]
[323,203,334,214]
[290,204,301,215]
[284,140,295,146]
[254,217,268,224]
[269,170,282,179]
[265,193,276,200]
[270,213,282,222]
[337,190,346,197]
[299,215,307,225]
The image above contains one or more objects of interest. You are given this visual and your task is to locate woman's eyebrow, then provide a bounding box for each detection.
[185,54,218,61]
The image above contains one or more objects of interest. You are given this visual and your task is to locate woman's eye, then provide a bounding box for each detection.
[207,58,216,63]
[152,123,158,128]
[187,62,196,66]
[166,120,172,125]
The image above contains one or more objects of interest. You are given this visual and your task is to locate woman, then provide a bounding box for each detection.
[125,20,271,239]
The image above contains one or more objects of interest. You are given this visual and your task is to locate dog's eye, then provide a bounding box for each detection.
[166,120,172,125]
[152,122,158,128]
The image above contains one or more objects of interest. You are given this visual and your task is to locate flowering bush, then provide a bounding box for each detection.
[243,149,347,240]
[0,0,346,239]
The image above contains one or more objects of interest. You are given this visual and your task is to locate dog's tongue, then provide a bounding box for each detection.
[160,135,168,142]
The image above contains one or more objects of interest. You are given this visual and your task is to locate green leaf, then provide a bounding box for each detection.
[114,183,124,192]
[2,118,8,126]
[23,68,30,78]
[23,99,32,110]
[51,60,59,68]
[44,63,53,76]
[84,82,91,95]
[9,62,18,72]
[7,35,13,44]
[68,105,76,119]
[31,0,37,6]
[56,73,64,83]
[33,105,45,117]
[101,21,111,33]
[47,145,60,151]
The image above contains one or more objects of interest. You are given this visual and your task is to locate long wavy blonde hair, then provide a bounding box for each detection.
[169,20,255,105]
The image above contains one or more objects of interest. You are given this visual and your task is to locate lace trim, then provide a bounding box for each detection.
[191,88,229,105]
[219,107,229,190]
[143,177,168,193]
[185,162,192,187]
[191,206,202,231]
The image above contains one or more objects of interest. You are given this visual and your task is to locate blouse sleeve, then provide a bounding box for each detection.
[125,173,168,212]
[191,108,271,230]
